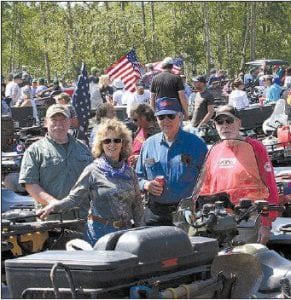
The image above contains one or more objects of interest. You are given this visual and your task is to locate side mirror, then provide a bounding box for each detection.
[183,210,193,225]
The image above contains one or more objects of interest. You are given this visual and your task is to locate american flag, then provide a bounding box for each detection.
[152,58,184,75]
[72,63,91,131]
[105,49,144,93]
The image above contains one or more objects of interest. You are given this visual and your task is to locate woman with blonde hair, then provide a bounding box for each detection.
[99,74,114,103]
[37,118,144,246]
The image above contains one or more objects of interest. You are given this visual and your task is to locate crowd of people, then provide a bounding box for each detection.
[2,56,291,248]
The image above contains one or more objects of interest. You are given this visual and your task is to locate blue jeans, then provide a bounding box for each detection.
[84,220,118,247]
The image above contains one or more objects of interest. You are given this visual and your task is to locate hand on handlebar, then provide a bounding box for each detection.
[36,200,58,220]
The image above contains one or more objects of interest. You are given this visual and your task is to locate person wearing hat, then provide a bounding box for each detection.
[150,57,189,120]
[191,75,215,128]
[4,72,23,106]
[19,104,93,223]
[88,72,102,110]
[194,104,279,245]
[90,66,99,80]
[112,78,127,106]
[126,80,151,117]
[31,79,38,98]
[35,77,48,97]
[136,97,208,226]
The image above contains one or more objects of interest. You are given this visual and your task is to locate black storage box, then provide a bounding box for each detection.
[236,105,273,130]
[5,226,219,298]
[11,106,34,127]
[5,250,138,298]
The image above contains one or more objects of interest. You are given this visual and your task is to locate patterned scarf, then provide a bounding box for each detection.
[96,155,131,180]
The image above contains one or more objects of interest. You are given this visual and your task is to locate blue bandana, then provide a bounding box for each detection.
[95,155,131,180]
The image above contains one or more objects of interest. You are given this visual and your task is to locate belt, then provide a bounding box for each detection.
[87,214,130,229]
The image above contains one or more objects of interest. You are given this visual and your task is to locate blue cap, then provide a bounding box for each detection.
[155,97,182,116]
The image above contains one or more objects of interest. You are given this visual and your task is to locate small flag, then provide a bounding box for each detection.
[105,49,144,92]
[72,63,91,131]
[152,58,184,75]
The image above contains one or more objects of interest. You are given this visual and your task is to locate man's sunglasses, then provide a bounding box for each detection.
[102,138,122,144]
[215,117,234,125]
[157,114,176,121]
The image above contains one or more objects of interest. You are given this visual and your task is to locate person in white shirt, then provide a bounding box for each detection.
[228,78,249,110]
[126,80,150,117]
[112,78,127,106]
[5,73,22,106]
[89,75,102,110]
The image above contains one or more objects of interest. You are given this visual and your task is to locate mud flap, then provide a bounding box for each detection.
[211,253,263,298]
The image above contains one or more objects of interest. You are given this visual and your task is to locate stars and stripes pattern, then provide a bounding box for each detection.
[105,49,144,93]
[72,62,91,130]
[152,58,184,75]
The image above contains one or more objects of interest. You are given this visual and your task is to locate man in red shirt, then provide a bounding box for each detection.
[195,105,279,245]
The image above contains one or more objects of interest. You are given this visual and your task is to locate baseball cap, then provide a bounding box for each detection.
[161,57,174,68]
[38,77,46,85]
[192,75,207,84]
[113,78,124,89]
[214,105,240,121]
[91,66,98,73]
[155,97,182,116]
[46,104,70,119]
[13,73,22,80]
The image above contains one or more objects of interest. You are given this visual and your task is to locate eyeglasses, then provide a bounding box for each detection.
[215,118,235,125]
[102,138,122,144]
[157,114,176,121]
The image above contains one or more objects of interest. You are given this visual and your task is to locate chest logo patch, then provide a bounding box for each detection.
[218,158,236,168]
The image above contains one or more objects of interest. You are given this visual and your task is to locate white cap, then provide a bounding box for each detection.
[113,78,124,89]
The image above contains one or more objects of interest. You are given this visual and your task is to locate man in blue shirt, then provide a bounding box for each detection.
[265,77,282,103]
[136,97,208,226]
[261,76,283,104]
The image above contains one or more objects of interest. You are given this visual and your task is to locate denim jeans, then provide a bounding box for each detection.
[84,220,118,247]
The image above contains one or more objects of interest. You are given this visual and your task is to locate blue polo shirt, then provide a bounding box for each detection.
[136,128,208,204]
[266,83,282,102]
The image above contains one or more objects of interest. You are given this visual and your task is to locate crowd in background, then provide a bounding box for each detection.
[2,57,291,247]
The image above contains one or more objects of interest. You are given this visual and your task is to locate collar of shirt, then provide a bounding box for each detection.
[159,128,183,146]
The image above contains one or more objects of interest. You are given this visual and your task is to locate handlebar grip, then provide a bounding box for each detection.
[267,205,285,212]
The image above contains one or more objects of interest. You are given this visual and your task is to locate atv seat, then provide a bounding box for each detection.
[233,243,291,292]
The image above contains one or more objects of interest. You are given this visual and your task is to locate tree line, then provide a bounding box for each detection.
[2,1,291,82]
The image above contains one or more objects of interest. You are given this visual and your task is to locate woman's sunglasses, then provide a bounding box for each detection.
[157,114,176,121]
[102,138,122,144]
[215,117,235,125]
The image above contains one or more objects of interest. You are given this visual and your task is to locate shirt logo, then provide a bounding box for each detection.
[218,158,236,168]
[145,158,156,166]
